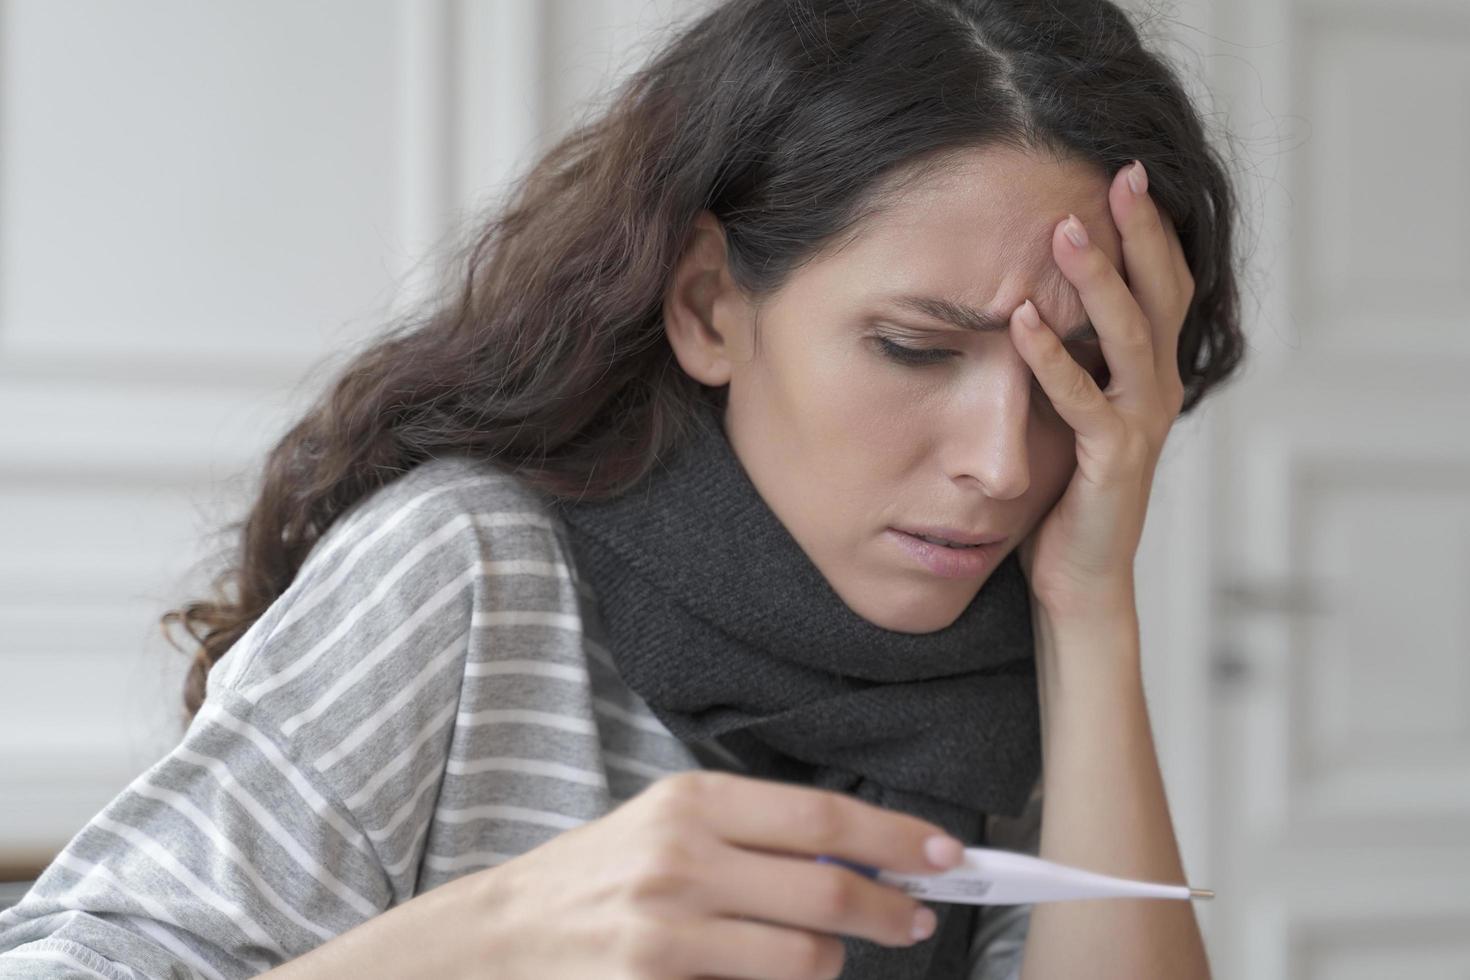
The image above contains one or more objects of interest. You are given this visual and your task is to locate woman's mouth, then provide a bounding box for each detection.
[910,533,984,549]
[887,529,1002,579]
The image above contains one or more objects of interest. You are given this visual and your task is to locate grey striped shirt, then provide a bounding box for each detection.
[0,455,1035,978]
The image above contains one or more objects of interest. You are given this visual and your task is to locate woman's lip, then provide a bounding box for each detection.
[896,526,1007,546]
[887,529,1001,579]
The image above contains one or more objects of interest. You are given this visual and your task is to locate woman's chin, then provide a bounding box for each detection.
[837,578,984,635]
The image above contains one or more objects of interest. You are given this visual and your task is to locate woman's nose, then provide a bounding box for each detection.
[948,378,1032,500]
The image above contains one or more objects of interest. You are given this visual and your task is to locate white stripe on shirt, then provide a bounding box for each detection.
[129,781,337,943]
[168,745,380,919]
[200,705,373,857]
[340,701,457,812]
[51,850,263,978]
[247,479,512,655]
[239,511,508,704]
[90,815,289,963]
[5,947,118,980]
[313,630,469,771]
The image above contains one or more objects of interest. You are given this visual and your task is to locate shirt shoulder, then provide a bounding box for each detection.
[201,456,580,777]
[311,453,573,573]
[209,454,576,700]
[191,455,600,892]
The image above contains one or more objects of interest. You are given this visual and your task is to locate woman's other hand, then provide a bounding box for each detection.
[453,770,963,979]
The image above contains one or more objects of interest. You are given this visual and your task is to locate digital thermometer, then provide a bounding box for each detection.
[816,848,1214,905]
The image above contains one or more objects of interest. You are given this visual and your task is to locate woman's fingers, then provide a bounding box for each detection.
[1010,299,1125,447]
[684,915,848,980]
[1049,212,1157,408]
[689,771,961,878]
[702,843,929,950]
[1107,160,1193,389]
[659,771,951,973]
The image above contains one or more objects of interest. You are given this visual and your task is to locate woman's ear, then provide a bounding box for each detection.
[663,210,756,386]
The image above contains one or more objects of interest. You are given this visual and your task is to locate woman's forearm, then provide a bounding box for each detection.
[258,870,506,980]
[1019,597,1212,980]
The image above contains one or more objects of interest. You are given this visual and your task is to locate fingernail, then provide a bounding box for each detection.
[1127,159,1148,196]
[1063,214,1088,248]
[924,834,963,867]
[1018,299,1043,331]
[911,906,937,942]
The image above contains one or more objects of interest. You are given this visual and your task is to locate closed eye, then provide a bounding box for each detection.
[876,336,1110,386]
[875,337,956,365]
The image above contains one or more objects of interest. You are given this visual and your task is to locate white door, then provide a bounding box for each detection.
[1205,0,1470,976]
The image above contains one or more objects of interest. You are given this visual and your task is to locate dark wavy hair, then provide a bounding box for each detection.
[163,0,1247,721]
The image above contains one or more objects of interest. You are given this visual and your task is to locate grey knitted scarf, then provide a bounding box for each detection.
[552,398,1042,979]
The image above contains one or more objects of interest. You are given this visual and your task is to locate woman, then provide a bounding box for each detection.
[0,0,1242,977]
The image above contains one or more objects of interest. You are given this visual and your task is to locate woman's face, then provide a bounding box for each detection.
[664,144,1125,633]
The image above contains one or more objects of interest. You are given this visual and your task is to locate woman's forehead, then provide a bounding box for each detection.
[821,187,1118,313]
[852,149,1119,256]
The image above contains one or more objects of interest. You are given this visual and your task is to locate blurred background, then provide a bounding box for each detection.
[1,1,1466,977]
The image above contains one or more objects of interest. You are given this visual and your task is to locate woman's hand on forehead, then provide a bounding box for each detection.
[1009,159,1195,617]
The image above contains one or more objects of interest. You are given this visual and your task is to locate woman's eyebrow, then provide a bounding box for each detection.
[887,293,1097,343]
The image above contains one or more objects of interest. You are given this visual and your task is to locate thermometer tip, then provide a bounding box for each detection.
[1188,888,1215,900]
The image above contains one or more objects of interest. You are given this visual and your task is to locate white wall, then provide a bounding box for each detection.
[0,0,715,867]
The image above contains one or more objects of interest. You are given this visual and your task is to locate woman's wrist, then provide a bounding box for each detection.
[258,867,507,980]
[1030,576,1140,652]
[1029,583,1142,754]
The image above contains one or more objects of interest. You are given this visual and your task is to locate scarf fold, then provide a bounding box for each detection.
[552,399,1042,978]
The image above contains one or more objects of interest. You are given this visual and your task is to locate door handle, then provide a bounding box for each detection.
[1210,645,1253,686]
[1210,576,1334,689]
[1216,576,1333,617]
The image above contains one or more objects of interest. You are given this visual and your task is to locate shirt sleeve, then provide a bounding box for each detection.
[0,461,497,979]
[0,687,393,980]
[966,778,1043,980]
